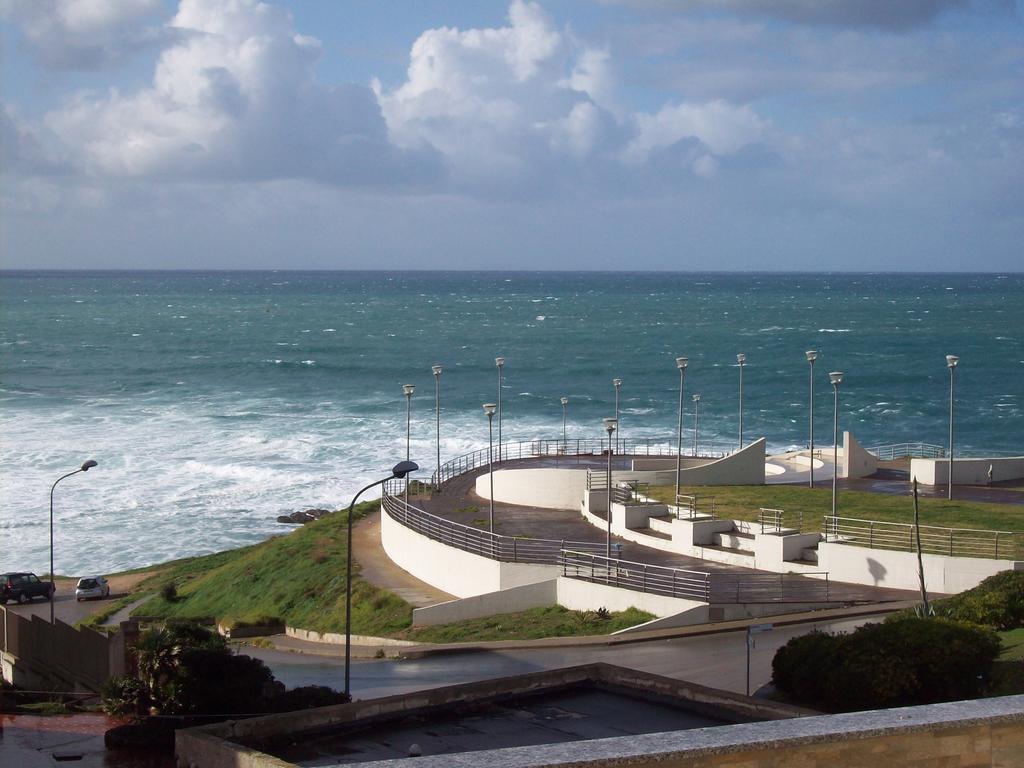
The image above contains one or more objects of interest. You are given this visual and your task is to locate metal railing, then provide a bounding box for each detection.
[382,484,606,564]
[823,516,1023,560]
[675,494,716,520]
[866,443,945,461]
[432,437,702,486]
[559,551,831,604]
[758,508,803,534]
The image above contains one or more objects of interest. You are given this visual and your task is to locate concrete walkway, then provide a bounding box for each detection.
[353,510,455,608]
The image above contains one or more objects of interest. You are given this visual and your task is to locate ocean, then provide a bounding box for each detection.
[2,271,1021,574]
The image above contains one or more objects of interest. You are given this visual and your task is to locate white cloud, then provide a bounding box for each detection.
[21,0,438,186]
[625,101,767,162]
[2,0,165,69]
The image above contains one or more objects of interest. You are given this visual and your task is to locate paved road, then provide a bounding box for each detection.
[3,584,122,625]
[244,614,874,700]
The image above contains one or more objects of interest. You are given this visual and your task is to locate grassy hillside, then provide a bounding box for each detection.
[644,484,1024,533]
[133,501,413,635]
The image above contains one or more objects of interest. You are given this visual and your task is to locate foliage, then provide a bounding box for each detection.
[101,675,149,716]
[396,605,654,643]
[644,484,1024,534]
[132,500,413,635]
[888,571,1024,630]
[772,617,1001,712]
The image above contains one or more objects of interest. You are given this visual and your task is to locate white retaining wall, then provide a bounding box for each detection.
[380,509,555,598]
[412,580,558,626]
[475,468,590,510]
[817,542,1023,593]
[842,431,878,479]
[555,577,707,619]
[910,456,1024,486]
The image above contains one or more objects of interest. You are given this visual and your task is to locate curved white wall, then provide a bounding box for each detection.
[842,431,878,479]
[474,468,589,510]
[380,509,554,598]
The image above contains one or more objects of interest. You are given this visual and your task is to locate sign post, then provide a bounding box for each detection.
[746,623,774,696]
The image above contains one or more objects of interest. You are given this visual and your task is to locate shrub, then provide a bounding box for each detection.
[773,617,1001,711]
[160,582,178,603]
[887,571,1024,631]
[101,675,149,716]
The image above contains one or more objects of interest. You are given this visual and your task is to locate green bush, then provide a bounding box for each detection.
[773,617,1001,711]
[101,675,149,716]
[890,571,1024,630]
[160,582,178,603]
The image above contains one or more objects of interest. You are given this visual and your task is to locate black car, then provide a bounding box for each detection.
[0,572,55,604]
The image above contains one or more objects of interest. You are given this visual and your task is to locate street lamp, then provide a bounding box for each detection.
[49,459,97,624]
[495,357,505,462]
[613,378,622,453]
[403,383,415,504]
[806,350,818,488]
[483,403,497,531]
[692,394,701,456]
[343,459,418,698]
[603,417,618,558]
[946,355,959,500]
[829,371,843,516]
[560,396,568,454]
[675,357,688,504]
[736,353,746,450]
[432,365,442,490]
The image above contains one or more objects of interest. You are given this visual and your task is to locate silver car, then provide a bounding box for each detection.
[75,576,110,601]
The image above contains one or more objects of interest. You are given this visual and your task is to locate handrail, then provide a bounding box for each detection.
[674,494,715,521]
[432,437,716,486]
[823,516,1023,560]
[559,550,831,604]
[866,443,945,460]
[758,508,802,534]
[382,484,605,564]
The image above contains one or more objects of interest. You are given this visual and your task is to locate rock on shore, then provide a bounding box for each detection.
[276,508,331,525]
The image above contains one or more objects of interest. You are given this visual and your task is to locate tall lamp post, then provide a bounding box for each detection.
[603,417,618,558]
[483,403,497,531]
[432,365,442,490]
[829,371,843,516]
[736,353,746,450]
[560,396,568,454]
[946,355,959,500]
[613,378,622,453]
[675,357,688,504]
[495,357,505,462]
[692,394,701,456]
[344,459,418,698]
[806,350,818,488]
[403,383,415,503]
[49,459,97,624]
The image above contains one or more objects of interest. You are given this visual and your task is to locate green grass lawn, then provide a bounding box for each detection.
[395,606,655,643]
[990,629,1024,697]
[643,484,1024,534]
[128,501,414,636]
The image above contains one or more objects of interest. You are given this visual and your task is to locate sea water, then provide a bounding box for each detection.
[2,271,1021,573]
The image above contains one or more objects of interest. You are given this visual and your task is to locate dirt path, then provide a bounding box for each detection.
[352,510,455,608]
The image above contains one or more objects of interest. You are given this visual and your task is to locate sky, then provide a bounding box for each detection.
[1,0,1022,271]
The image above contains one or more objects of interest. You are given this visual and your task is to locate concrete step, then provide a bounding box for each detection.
[633,526,673,541]
[713,531,754,549]
[702,543,755,557]
[647,515,674,535]
[798,547,819,564]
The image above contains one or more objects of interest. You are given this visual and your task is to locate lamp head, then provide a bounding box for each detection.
[432,364,442,376]
[613,378,622,389]
[692,393,701,402]
[675,357,688,370]
[736,353,746,365]
[81,459,98,471]
[805,350,818,363]
[560,396,568,406]
[603,417,618,434]
[946,354,959,369]
[403,383,415,397]
[482,402,497,417]
[829,371,844,386]
[495,357,505,368]
[391,460,419,479]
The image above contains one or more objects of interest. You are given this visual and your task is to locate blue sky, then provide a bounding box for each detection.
[1,0,1022,271]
